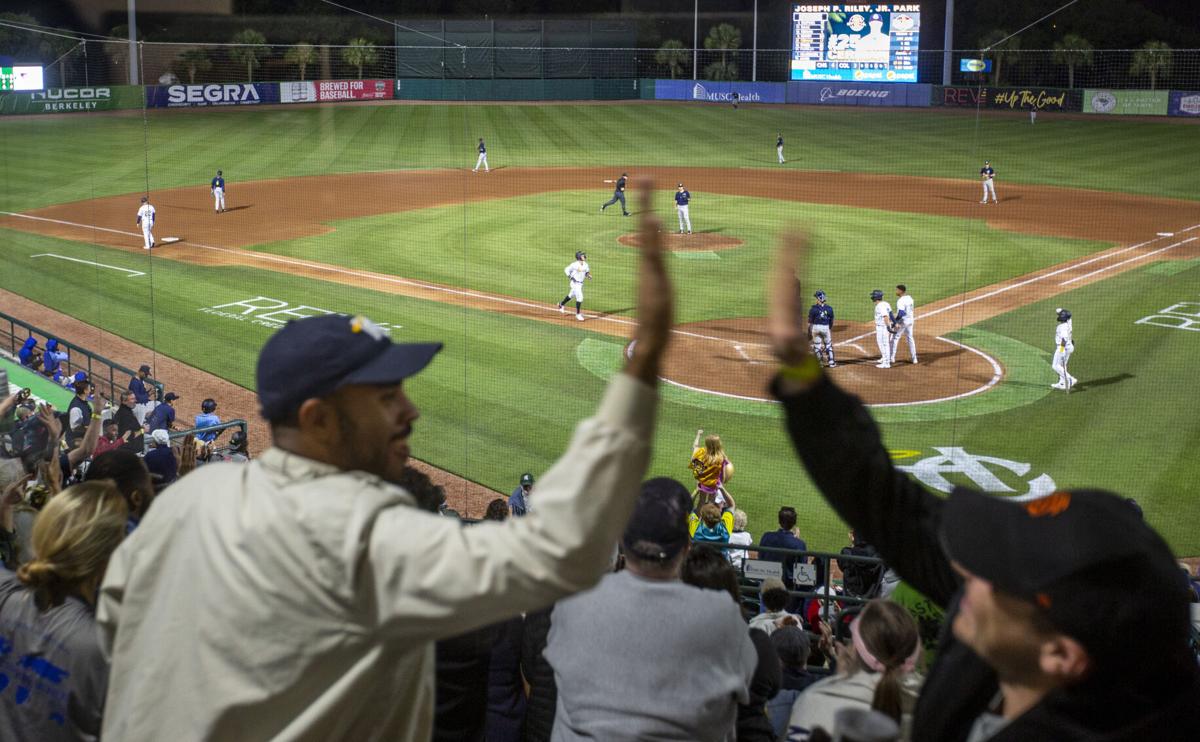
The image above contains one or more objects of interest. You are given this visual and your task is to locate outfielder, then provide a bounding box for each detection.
[808,290,836,367]
[777,132,785,164]
[557,251,591,321]
[473,138,489,173]
[871,289,894,368]
[980,160,998,204]
[674,183,692,234]
[890,284,918,364]
[600,173,630,216]
[1052,308,1077,390]
[211,170,226,213]
[136,196,155,250]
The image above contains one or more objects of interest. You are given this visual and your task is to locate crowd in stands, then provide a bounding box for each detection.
[2,184,1199,742]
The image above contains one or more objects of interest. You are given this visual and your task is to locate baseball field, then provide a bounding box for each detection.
[2,101,1199,553]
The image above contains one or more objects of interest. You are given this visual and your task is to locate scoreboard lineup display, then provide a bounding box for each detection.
[0,66,44,91]
[791,4,921,83]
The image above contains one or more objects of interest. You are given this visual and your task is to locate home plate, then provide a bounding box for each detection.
[1157,232,1174,237]
[160,237,182,244]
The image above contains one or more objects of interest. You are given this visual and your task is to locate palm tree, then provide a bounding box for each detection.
[704,23,741,82]
[1052,34,1093,89]
[229,29,268,83]
[178,49,212,85]
[284,42,316,81]
[1130,40,1173,90]
[655,39,690,80]
[979,30,1021,86]
[342,38,378,79]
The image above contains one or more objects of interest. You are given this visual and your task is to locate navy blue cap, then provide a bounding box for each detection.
[257,314,442,422]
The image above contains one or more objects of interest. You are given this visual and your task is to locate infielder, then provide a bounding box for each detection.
[600,173,630,216]
[674,183,692,234]
[557,251,591,321]
[808,290,835,367]
[1052,307,1077,390]
[136,196,155,250]
[211,170,226,213]
[980,160,998,204]
[777,132,785,164]
[890,284,918,364]
[871,289,894,368]
[473,138,489,173]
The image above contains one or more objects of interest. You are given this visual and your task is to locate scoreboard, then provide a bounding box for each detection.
[0,66,44,91]
[791,4,921,83]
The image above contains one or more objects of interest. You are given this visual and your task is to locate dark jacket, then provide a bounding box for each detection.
[521,607,556,742]
[774,375,1200,742]
[737,627,782,742]
[114,405,144,453]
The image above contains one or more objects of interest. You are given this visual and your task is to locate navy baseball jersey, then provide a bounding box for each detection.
[777,135,784,147]
[981,165,995,178]
[615,176,626,192]
[478,141,486,154]
[809,303,834,326]
[211,175,225,189]
[675,190,690,206]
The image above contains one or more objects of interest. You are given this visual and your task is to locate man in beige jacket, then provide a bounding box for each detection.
[98,183,674,741]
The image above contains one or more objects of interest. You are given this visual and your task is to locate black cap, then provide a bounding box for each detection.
[520,473,534,486]
[257,314,442,422]
[139,364,151,373]
[941,487,1193,674]
[163,392,180,402]
[622,477,692,563]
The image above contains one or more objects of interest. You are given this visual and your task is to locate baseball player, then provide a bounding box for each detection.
[136,196,155,250]
[674,183,692,234]
[776,132,785,164]
[211,170,226,213]
[808,290,835,367]
[1052,308,1077,390]
[600,173,630,216]
[890,284,918,364]
[557,251,591,321]
[871,289,894,368]
[980,160,998,204]
[473,138,489,173]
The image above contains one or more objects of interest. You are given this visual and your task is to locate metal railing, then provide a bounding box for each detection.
[146,419,249,455]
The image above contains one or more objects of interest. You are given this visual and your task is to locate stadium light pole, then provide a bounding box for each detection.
[693,0,698,81]
[942,0,954,85]
[127,0,139,85]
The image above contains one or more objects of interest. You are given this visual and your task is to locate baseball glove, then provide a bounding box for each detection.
[887,324,899,335]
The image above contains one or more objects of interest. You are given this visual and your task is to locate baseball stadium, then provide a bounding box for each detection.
[2,1,1200,737]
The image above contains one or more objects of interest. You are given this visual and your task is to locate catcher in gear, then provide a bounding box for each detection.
[808,290,836,367]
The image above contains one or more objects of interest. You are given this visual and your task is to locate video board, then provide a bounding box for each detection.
[791,4,920,83]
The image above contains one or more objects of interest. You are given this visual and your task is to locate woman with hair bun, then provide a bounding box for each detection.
[0,480,128,740]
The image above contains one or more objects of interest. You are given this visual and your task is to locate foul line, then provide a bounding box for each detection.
[1059,237,1197,286]
[30,253,145,277]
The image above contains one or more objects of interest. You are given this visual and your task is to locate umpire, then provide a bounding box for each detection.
[601,173,631,216]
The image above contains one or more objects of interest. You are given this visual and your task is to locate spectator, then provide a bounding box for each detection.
[113,392,144,453]
[96,193,672,741]
[750,577,802,636]
[729,508,753,570]
[210,430,250,463]
[681,541,742,606]
[509,472,534,516]
[144,392,179,433]
[0,470,31,568]
[546,478,756,741]
[0,480,128,741]
[479,496,527,742]
[766,626,823,737]
[93,419,124,457]
[787,600,922,738]
[767,233,1200,741]
[838,529,884,599]
[143,429,178,488]
[194,398,221,442]
[17,336,38,367]
[689,428,734,508]
[85,449,155,533]
[66,380,93,438]
[129,364,152,405]
[133,385,159,427]
[691,501,732,550]
[41,338,68,381]
[485,497,510,521]
[760,506,807,591]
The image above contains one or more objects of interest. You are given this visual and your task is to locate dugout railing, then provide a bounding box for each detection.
[150,419,249,456]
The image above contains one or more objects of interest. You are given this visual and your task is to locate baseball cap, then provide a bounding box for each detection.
[257,314,442,422]
[163,392,180,402]
[770,625,812,667]
[622,477,692,563]
[677,182,684,187]
[870,289,884,300]
[814,290,826,300]
[150,429,170,447]
[870,12,883,21]
[941,487,1193,675]
[139,364,151,373]
[520,472,534,486]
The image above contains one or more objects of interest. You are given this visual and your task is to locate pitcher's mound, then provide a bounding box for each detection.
[618,232,743,252]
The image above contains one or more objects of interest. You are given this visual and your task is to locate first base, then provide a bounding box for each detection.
[160,237,181,244]
[1157,232,1174,237]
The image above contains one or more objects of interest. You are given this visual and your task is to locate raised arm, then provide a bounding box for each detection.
[767,233,959,608]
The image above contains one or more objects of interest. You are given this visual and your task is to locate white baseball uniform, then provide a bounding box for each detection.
[1052,319,1076,389]
[473,141,489,173]
[981,165,997,203]
[874,300,894,367]
[565,260,589,303]
[137,203,156,249]
[890,294,918,364]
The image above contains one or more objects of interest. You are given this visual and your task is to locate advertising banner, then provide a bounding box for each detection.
[1083,89,1169,116]
[0,86,143,114]
[936,86,1081,112]
[1168,91,1200,117]
[787,81,931,107]
[316,79,394,101]
[144,83,279,108]
[654,79,785,104]
[280,81,316,103]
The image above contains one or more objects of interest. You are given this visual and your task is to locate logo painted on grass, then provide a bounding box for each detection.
[1135,296,1200,333]
[897,447,1057,502]
[199,296,403,334]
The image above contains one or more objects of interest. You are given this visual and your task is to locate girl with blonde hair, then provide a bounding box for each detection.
[689,428,735,510]
[0,480,128,740]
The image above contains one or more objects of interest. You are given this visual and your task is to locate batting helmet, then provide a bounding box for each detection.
[870,289,884,301]
[201,398,217,413]
[575,251,586,261]
[814,290,826,300]
[1056,308,1072,323]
